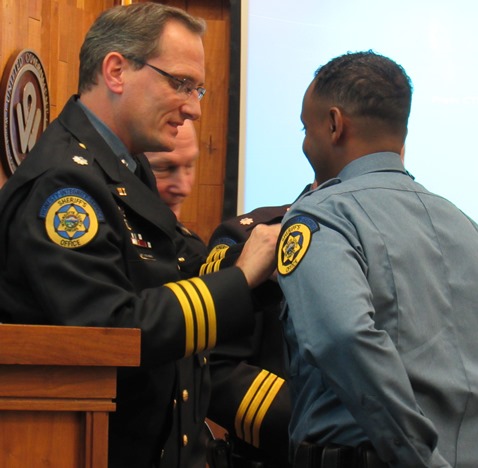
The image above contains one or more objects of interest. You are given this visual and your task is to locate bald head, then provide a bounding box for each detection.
[145,120,199,219]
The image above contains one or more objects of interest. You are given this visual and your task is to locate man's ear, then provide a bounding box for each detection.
[329,106,344,143]
[102,52,127,94]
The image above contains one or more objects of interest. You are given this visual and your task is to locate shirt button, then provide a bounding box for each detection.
[173,398,177,408]
[203,356,207,364]
[182,434,188,446]
[182,389,189,402]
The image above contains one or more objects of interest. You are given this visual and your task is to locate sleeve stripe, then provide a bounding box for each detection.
[164,281,195,356]
[164,278,216,355]
[235,370,269,441]
[180,280,207,352]
[199,258,223,276]
[190,277,217,349]
[234,370,285,447]
[207,246,229,262]
[252,377,285,447]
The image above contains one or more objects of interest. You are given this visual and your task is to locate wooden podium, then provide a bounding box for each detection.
[0,324,141,468]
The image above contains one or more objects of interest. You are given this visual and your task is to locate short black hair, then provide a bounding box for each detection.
[312,50,413,134]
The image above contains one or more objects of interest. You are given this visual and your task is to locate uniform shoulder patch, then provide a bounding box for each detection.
[209,236,237,249]
[277,215,320,276]
[39,188,105,249]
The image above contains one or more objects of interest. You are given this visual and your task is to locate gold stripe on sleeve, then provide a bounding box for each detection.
[189,277,217,349]
[208,259,222,274]
[234,371,285,448]
[234,370,269,442]
[164,282,195,356]
[251,376,285,447]
[207,246,229,263]
[199,258,223,275]
[180,280,207,352]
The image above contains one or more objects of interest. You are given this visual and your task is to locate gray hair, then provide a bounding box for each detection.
[78,2,206,93]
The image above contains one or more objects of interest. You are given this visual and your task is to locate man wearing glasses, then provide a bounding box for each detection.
[0,3,279,468]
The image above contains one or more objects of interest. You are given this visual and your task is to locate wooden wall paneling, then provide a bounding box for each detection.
[189,19,230,242]
[47,0,60,115]
[15,2,29,49]
[28,15,42,46]
[40,0,53,80]
[186,1,226,21]
[185,10,230,242]
[198,19,229,188]
[65,2,81,100]
[196,184,224,243]
[29,0,42,20]
[151,0,187,9]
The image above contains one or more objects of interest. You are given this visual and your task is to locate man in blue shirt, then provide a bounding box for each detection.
[277,51,478,467]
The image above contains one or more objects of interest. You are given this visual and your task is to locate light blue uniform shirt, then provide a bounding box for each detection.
[278,152,478,467]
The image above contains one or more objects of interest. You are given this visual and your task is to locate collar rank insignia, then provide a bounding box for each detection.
[277,215,320,276]
[72,155,88,165]
[131,232,152,249]
[116,187,127,196]
[240,217,253,226]
[39,188,104,249]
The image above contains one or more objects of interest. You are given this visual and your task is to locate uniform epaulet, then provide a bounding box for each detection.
[68,141,93,167]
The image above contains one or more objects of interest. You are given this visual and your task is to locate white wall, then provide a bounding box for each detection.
[239,0,478,222]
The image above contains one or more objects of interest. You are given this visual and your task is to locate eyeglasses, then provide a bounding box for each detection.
[126,56,206,101]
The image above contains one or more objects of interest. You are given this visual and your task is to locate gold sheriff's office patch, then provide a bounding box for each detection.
[277,215,320,276]
[39,188,104,249]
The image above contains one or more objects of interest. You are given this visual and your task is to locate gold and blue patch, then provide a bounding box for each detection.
[39,188,105,249]
[277,215,320,276]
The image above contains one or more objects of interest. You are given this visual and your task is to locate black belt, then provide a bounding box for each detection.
[231,453,290,468]
[294,442,388,468]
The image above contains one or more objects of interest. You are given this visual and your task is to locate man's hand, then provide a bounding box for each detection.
[235,223,281,288]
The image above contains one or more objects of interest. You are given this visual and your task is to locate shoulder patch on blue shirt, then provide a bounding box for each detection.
[277,215,319,276]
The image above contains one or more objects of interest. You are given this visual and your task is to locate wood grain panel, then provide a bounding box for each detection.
[0,411,84,468]
[196,184,225,244]
[0,366,116,399]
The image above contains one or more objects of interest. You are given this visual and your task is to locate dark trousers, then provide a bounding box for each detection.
[294,442,388,468]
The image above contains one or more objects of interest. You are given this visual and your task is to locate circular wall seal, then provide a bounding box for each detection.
[0,49,50,175]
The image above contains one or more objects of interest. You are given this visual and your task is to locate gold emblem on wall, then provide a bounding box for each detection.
[0,49,50,176]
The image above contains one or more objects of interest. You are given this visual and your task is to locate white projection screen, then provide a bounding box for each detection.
[238,0,478,223]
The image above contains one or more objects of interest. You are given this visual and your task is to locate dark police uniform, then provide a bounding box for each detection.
[161,222,211,468]
[206,205,292,468]
[0,95,256,468]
